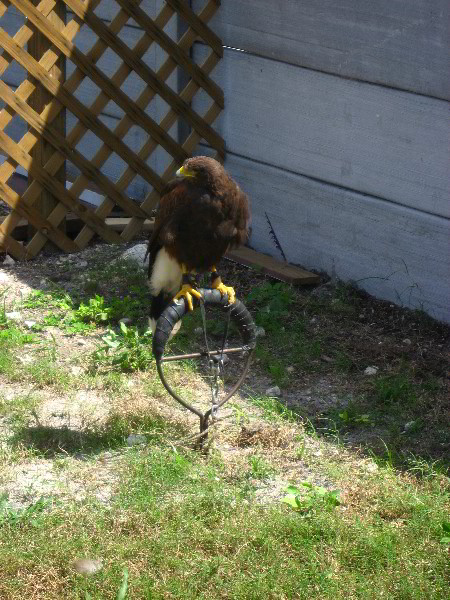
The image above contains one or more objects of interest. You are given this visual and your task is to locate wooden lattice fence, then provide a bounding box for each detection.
[0,0,224,259]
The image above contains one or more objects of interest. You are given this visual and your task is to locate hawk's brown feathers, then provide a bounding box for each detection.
[147,157,250,328]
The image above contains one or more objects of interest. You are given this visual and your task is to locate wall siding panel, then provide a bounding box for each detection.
[193,0,450,100]
[224,154,450,323]
[193,45,450,219]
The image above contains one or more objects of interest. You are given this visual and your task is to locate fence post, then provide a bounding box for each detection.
[27,0,66,246]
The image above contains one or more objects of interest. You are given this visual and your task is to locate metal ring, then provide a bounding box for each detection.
[153,289,256,419]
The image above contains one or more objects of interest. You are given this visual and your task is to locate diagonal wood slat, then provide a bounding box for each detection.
[114,0,223,107]
[6,1,191,163]
[0,30,168,194]
[2,3,160,255]
[0,0,224,258]
[76,1,222,248]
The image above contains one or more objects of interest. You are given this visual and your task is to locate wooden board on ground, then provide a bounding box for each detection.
[225,246,319,285]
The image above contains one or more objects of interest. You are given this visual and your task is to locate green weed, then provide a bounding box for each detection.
[75,294,112,324]
[374,373,417,405]
[0,494,52,528]
[22,289,73,311]
[0,393,40,429]
[248,454,275,480]
[247,393,297,422]
[246,281,294,332]
[282,483,341,513]
[91,322,153,372]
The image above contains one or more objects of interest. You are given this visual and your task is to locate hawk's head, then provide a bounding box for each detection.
[175,156,226,189]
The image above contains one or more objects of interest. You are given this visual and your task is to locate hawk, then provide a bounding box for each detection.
[147,156,250,332]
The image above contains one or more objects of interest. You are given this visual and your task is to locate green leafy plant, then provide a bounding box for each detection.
[116,567,129,600]
[440,521,450,545]
[282,483,341,513]
[92,322,153,372]
[75,294,112,324]
[248,454,274,480]
[338,409,374,426]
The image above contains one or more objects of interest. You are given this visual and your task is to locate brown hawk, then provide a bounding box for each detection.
[147,156,250,331]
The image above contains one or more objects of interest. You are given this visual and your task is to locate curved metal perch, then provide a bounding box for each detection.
[153,289,257,446]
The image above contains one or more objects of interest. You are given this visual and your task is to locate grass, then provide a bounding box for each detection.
[0,435,448,599]
[1,248,449,599]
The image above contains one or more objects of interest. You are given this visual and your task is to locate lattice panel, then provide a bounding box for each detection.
[0,0,224,258]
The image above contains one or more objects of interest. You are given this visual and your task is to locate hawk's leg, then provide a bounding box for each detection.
[210,267,236,305]
[174,266,203,311]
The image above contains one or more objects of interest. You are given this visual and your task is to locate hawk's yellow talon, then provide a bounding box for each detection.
[213,281,236,304]
[174,284,202,311]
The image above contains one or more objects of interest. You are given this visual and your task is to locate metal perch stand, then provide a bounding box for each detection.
[153,289,257,447]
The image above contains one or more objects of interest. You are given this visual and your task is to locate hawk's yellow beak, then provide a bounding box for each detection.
[176,165,195,178]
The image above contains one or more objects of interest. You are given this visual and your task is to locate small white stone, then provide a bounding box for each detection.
[120,244,148,267]
[286,366,295,373]
[71,366,84,376]
[3,255,15,266]
[403,421,416,432]
[255,326,266,338]
[72,558,103,575]
[0,272,10,283]
[23,320,36,329]
[402,338,412,345]
[364,366,378,376]
[77,260,88,268]
[366,462,378,473]
[126,434,147,446]
[5,311,21,321]
[18,354,33,365]
[265,385,281,397]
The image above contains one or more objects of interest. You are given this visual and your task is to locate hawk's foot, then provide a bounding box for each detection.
[174,284,202,311]
[211,274,236,305]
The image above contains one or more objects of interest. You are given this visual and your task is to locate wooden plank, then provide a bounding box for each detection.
[223,153,450,323]
[225,246,319,285]
[193,0,450,101]
[193,46,450,219]
[27,0,66,238]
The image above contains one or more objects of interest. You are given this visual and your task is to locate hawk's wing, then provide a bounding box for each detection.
[147,180,189,278]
